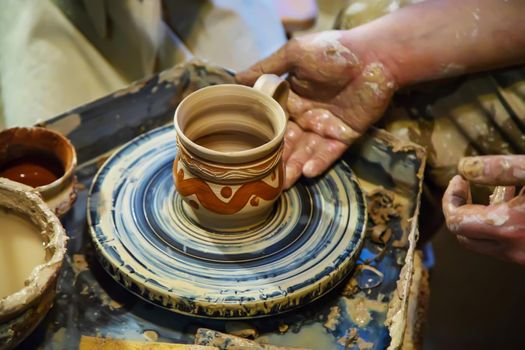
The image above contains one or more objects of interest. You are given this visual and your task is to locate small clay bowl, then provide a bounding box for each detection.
[0,178,67,350]
[0,127,78,217]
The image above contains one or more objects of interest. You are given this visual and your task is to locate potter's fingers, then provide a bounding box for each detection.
[286,90,318,118]
[302,139,347,178]
[284,162,303,189]
[442,175,507,240]
[456,235,503,256]
[489,186,516,205]
[444,200,525,240]
[294,108,361,145]
[283,121,304,163]
[442,175,471,220]
[283,134,319,189]
[458,155,525,186]
[236,43,294,85]
[287,91,360,144]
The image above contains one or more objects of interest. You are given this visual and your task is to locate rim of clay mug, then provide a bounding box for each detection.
[0,127,77,195]
[174,84,287,165]
[0,178,67,320]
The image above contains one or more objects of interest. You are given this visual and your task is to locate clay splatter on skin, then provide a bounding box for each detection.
[388,2,400,12]
[345,3,367,16]
[295,31,360,80]
[441,63,466,75]
[458,157,483,179]
[355,63,395,107]
[303,31,359,66]
[501,158,512,171]
[472,7,481,21]
[514,168,525,181]
[453,207,510,228]
[458,156,525,185]
[295,109,360,147]
[486,210,509,226]
[362,63,396,94]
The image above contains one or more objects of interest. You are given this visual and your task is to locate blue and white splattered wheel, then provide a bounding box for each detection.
[87,126,366,318]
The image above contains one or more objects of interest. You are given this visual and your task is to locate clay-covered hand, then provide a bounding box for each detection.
[236,31,397,188]
[443,155,525,265]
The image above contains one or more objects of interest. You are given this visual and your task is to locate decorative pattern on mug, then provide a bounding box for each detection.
[177,140,283,182]
[174,159,283,215]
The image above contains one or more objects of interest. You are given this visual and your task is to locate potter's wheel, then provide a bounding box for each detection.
[87,126,366,318]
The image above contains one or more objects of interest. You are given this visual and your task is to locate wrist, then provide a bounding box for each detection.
[339,3,456,89]
[341,27,403,91]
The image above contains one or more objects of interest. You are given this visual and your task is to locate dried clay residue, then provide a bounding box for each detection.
[323,306,341,331]
[196,328,313,349]
[99,291,124,311]
[343,293,387,327]
[337,328,373,350]
[71,254,89,278]
[142,330,159,342]
[402,251,430,349]
[224,321,259,339]
[112,80,148,97]
[258,323,334,350]
[367,187,401,245]
[310,31,358,65]
[70,254,123,310]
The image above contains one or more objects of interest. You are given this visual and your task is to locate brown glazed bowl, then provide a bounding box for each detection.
[0,179,67,350]
[0,127,78,217]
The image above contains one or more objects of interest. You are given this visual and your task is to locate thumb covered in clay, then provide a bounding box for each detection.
[458,155,525,186]
[236,44,293,86]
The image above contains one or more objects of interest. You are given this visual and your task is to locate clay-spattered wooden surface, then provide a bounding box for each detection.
[18,61,425,350]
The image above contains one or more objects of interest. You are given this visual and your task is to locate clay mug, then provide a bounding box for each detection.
[173,74,289,231]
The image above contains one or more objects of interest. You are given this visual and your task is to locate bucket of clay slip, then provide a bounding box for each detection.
[0,178,66,350]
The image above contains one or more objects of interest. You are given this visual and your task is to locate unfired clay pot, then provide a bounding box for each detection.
[0,178,67,350]
[173,74,289,231]
[0,127,78,217]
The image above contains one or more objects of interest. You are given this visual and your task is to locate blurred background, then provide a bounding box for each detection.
[425,226,525,349]
[1,1,525,348]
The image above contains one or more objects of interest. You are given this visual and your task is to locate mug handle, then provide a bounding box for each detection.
[253,74,290,116]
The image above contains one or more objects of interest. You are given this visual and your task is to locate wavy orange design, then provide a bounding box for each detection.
[174,159,283,215]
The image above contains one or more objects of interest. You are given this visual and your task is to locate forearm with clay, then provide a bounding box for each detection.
[347,0,525,88]
[237,0,525,188]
